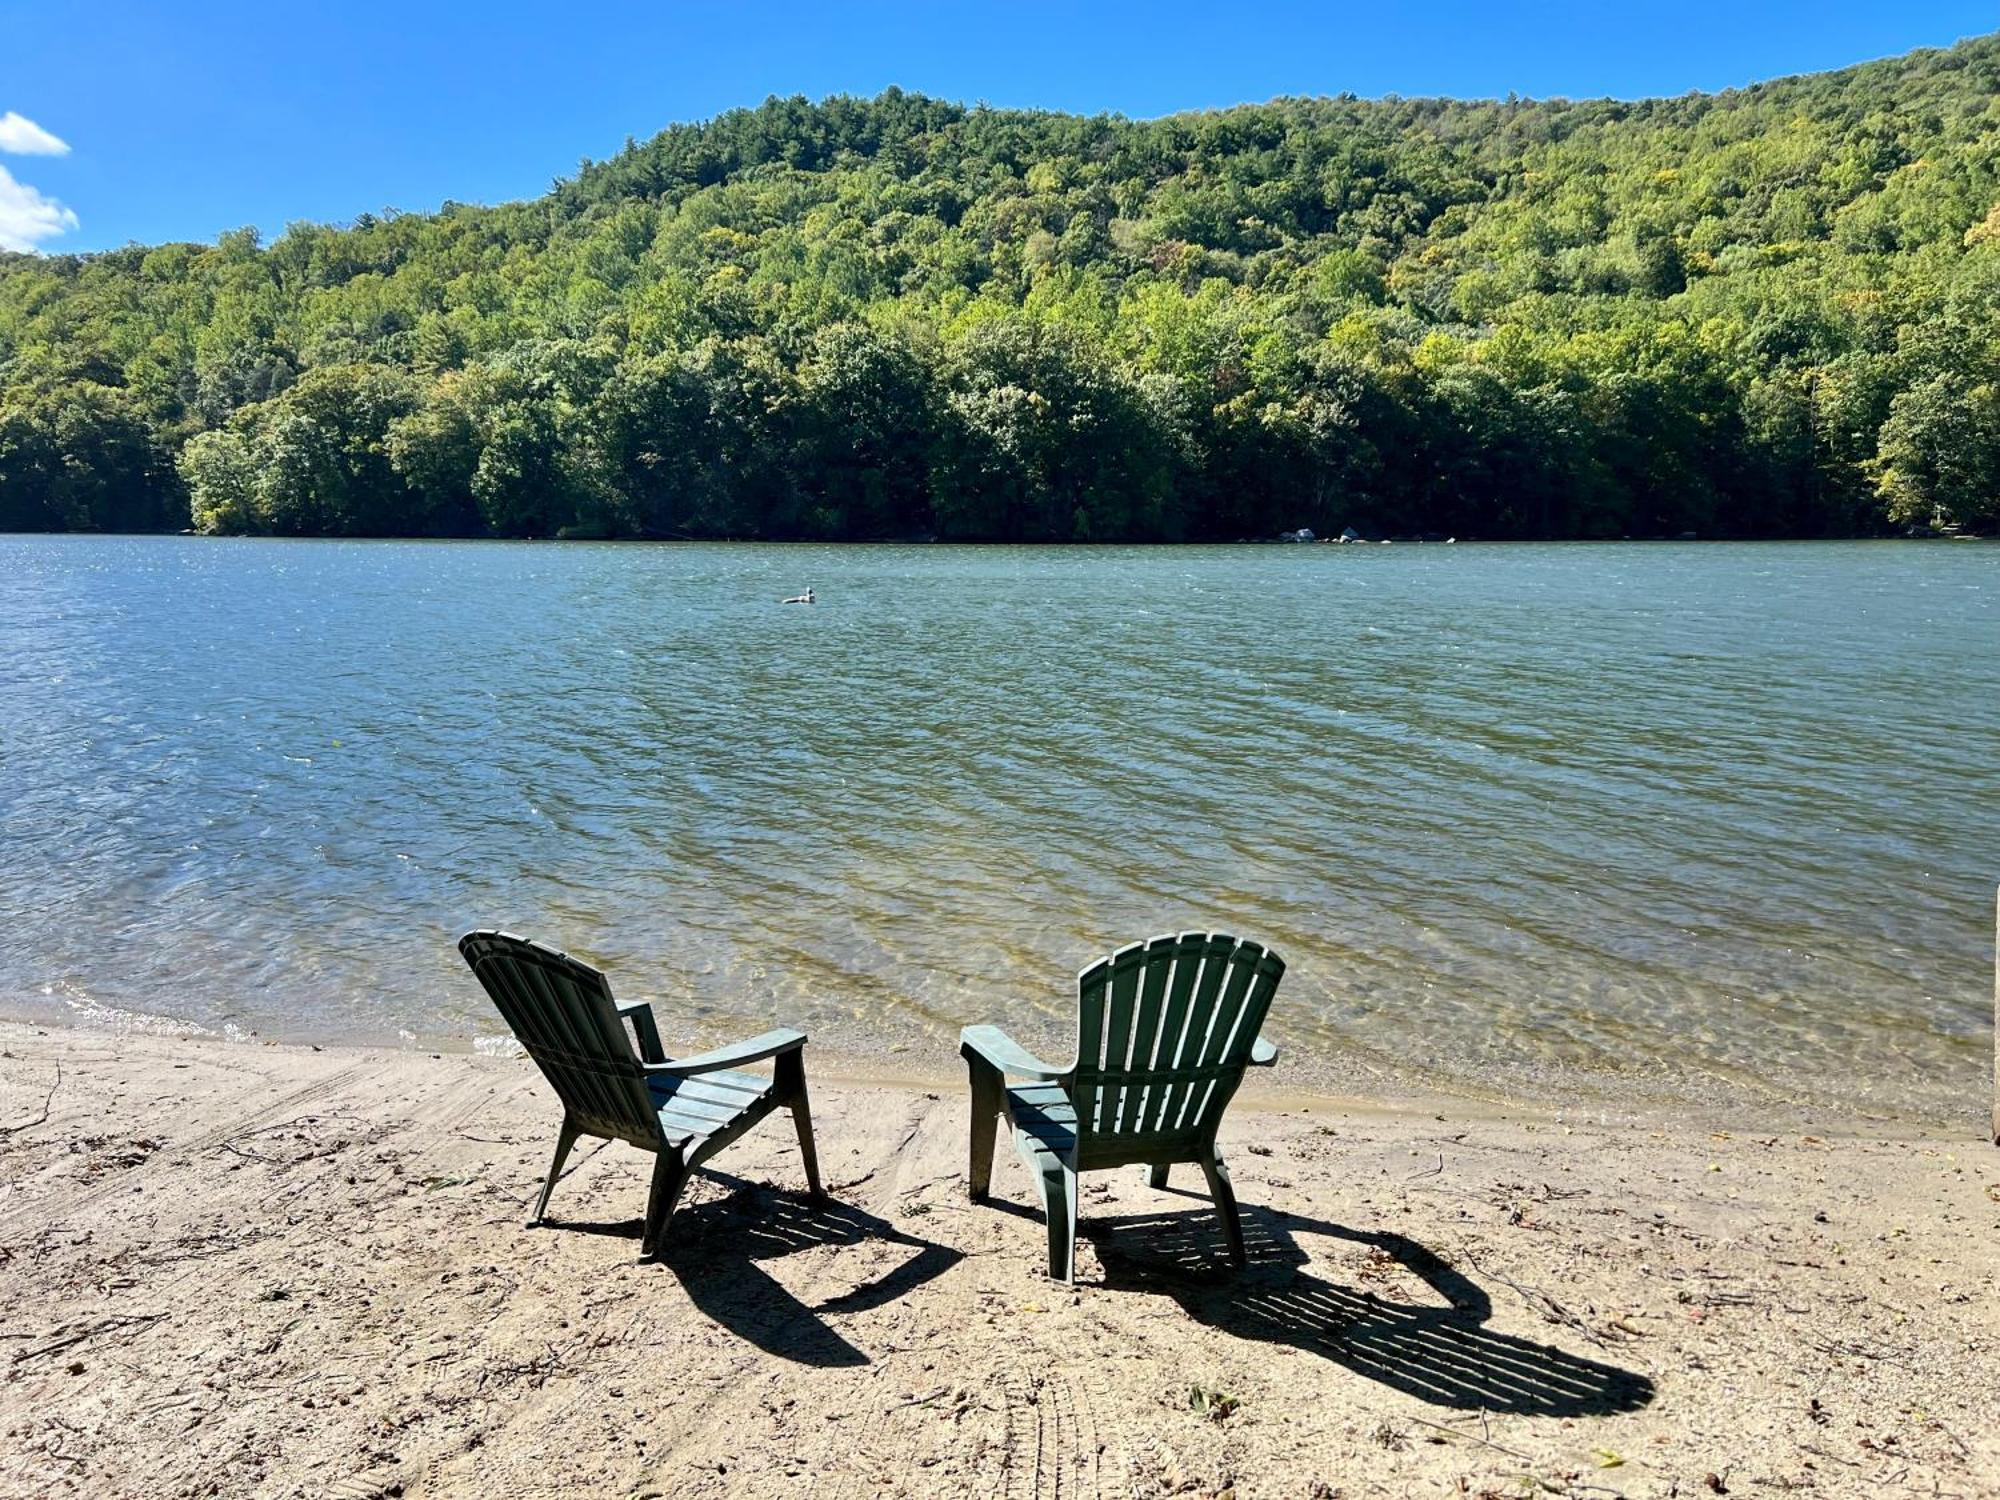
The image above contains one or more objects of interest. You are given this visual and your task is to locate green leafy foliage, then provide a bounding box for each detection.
[6,41,2000,538]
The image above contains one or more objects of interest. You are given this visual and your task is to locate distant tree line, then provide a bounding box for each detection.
[5,37,2000,540]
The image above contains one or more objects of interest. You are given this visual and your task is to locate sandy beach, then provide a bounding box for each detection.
[1,1019,1995,1499]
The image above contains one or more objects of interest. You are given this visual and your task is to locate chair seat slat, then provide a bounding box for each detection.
[665,1071,772,1107]
[650,1085,758,1129]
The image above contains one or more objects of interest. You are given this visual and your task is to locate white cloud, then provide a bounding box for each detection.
[0,164,79,252]
[0,113,77,251]
[0,111,69,157]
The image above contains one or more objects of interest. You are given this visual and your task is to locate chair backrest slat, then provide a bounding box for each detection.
[1154,938,1209,1119]
[1114,935,1177,1136]
[1096,947,1142,1131]
[1172,938,1264,1130]
[458,931,659,1143]
[1067,932,1284,1167]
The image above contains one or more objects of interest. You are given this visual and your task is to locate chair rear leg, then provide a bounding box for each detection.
[641,1150,690,1259]
[965,1057,1002,1200]
[1037,1159,1079,1284]
[534,1116,581,1225]
[1147,1163,1170,1190]
[776,1050,823,1198]
[1198,1147,1247,1267]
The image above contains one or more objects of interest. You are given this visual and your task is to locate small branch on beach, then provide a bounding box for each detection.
[1404,1152,1445,1181]
[832,1107,930,1195]
[1403,1413,1533,1462]
[511,1139,610,1211]
[1454,1238,1612,1350]
[1804,1333,1911,1367]
[0,1058,61,1138]
[217,1141,283,1165]
[139,1390,207,1416]
[12,1311,167,1366]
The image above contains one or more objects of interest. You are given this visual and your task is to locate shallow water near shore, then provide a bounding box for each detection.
[0,535,1993,1124]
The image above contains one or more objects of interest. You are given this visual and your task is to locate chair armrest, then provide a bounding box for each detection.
[649,1028,806,1077]
[960,1024,1069,1082]
[1249,1035,1279,1067]
[616,1000,667,1063]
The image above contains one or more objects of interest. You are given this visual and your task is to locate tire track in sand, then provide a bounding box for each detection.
[2,1060,367,1241]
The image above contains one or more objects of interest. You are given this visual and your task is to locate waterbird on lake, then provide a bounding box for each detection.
[782,587,815,604]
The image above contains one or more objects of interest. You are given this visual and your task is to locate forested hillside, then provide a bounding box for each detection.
[5,35,2000,540]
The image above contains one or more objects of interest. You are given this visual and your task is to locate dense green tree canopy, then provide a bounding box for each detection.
[6,37,2000,539]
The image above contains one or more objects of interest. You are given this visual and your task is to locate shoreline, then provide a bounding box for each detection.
[3,1019,1996,1497]
[2,994,1981,1144]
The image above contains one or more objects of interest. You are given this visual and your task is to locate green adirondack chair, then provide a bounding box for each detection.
[961,932,1285,1283]
[459,930,821,1257]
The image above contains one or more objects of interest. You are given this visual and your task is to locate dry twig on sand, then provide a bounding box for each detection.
[1403,1413,1534,1463]
[12,1311,168,1366]
[0,1057,61,1138]
[1453,1236,1614,1350]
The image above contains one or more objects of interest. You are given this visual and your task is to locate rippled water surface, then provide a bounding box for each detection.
[1,536,1993,1121]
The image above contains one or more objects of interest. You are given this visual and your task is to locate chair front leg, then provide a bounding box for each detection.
[641,1149,690,1259]
[1037,1157,1079,1284]
[965,1055,1003,1200]
[775,1048,823,1198]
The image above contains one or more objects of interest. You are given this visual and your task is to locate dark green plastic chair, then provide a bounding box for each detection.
[459,930,821,1257]
[961,932,1284,1283]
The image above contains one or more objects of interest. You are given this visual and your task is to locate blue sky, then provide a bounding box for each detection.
[4,1,1995,254]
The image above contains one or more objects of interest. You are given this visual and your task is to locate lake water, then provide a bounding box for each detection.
[1,536,1993,1125]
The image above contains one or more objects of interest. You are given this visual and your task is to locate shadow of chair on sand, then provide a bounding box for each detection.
[550,1171,961,1369]
[1089,1191,1654,1417]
